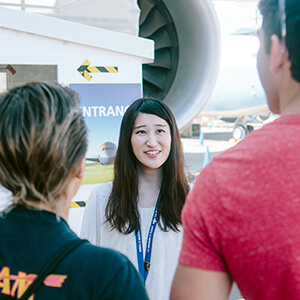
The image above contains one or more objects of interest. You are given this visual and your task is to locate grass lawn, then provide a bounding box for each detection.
[82,162,114,184]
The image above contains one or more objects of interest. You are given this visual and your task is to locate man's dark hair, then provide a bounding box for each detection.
[258,0,300,82]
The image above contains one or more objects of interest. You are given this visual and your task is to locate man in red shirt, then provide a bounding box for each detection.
[171,0,300,299]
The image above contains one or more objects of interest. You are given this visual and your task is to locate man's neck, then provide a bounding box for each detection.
[278,60,300,115]
[281,93,300,115]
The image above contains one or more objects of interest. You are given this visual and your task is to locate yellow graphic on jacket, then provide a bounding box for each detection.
[0,266,67,299]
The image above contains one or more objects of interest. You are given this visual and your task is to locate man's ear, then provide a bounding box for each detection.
[270,34,286,74]
[76,158,86,179]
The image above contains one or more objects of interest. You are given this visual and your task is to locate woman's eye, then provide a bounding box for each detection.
[157,129,165,133]
[136,130,146,134]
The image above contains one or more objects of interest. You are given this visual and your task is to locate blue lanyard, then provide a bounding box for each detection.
[135,192,161,282]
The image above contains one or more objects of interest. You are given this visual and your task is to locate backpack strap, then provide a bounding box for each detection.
[19,239,88,300]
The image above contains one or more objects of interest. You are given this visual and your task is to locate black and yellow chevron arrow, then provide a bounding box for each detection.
[77,59,118,81]
[70,201,87,208]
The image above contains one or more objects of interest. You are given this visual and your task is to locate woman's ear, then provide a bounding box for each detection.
[270,34,287,74]
[76,158,86,179]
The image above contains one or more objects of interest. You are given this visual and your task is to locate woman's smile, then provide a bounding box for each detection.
[131,113,171,170]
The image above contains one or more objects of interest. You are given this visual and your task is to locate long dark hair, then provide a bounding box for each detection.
[105,98,190,234]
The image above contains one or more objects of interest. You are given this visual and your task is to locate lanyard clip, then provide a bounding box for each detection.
[144,261,151,272]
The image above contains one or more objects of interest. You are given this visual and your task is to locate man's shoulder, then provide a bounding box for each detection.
[51,240,148,299]
[192,125,273,193]
[76,242,131,269]
[207,122,278,166]
[70,242,148,299]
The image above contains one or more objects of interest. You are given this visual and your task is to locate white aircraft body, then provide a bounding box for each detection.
[200,1,270,139]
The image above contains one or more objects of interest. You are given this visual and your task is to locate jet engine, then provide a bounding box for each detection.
[138,0,221,131]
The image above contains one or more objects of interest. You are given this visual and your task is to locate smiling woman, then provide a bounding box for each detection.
[131,113,171,171]
[81,97,191,300]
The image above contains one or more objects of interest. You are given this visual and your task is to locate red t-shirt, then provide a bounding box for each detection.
[180,115,300,300]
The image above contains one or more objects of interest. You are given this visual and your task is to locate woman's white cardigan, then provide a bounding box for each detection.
[80,181,183,300]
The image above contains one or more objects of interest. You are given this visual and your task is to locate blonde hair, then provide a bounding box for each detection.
[0,82,87,211]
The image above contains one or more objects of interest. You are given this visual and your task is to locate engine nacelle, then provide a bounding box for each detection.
[139,0,221,131]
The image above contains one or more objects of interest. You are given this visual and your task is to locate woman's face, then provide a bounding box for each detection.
[131,113,171,171]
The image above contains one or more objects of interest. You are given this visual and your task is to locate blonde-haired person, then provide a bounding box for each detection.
[81,97,190,300]
[0,82,148,300]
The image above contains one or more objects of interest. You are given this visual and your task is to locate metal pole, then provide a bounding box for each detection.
[21,0,25,10]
